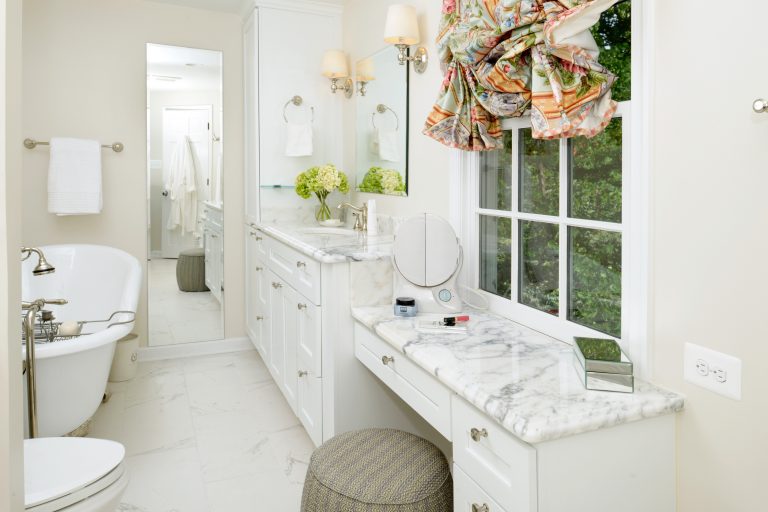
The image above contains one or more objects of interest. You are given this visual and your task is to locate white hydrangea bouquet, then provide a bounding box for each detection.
[295,164,350,222]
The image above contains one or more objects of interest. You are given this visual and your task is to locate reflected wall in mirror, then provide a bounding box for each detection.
[355,46,408,196]
[146,43,224,346]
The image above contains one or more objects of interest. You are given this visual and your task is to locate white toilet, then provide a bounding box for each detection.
[24,437,128,512]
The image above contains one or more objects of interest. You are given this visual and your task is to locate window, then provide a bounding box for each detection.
[463,1,635,345]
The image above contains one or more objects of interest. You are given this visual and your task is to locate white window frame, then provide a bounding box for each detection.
[450,0,651,377]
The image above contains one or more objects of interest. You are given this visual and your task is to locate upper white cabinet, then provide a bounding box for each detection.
[243,1,343,223]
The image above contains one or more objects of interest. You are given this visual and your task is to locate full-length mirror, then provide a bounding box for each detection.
[146,43,224,346]
[355,46,408,196]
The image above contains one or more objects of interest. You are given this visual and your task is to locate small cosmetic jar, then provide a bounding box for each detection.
[394,297,417,317]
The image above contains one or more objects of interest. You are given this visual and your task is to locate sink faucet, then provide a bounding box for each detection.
[21,247,56,276]
[337,203,368,231]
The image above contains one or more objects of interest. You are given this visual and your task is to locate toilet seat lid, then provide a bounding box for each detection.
[24,437,125,508]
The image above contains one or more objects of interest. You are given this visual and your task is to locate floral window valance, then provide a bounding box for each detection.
[424,0,621,151]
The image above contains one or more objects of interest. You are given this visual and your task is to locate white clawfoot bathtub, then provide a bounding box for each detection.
[22,245,142,437]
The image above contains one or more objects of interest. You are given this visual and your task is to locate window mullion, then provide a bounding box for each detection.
[510,129,520,306]
[558,138,568,321]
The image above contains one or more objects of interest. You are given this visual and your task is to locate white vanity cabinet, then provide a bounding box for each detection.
[245,229,324,445]
[202,203,223,303]
[353,318,679,512]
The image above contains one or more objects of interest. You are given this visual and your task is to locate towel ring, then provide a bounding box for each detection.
[283,95,315,123]
[371,104,399,131]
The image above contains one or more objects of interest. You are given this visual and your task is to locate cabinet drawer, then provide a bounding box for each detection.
[454,464,507,512]
[354,323,452,439]
[202,205,223,228]
[267,238,321,305]
[452,397,537,512]
[246,225,269,260]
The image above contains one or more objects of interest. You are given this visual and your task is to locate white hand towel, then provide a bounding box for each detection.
[285,122,313,157]
[376,128,399,162]
[47,137,103,216]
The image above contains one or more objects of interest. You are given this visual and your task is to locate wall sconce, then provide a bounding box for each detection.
[356,58,375,97]
[384,4,428,74]
[322,49,353,98]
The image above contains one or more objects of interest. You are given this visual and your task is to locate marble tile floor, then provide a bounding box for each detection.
[89,349,314,512]
[148,258,223,345]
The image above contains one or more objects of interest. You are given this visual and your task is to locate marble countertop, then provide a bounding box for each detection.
[352,306,685,444]
[256,223,393,264]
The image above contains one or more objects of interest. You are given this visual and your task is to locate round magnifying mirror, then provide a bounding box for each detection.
[393,214,461,287]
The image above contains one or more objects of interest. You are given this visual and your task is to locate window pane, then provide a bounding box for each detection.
[568,227,622,337]
[568,118,622,223]
[479,216,511,299]
[519,128,559,216]
[480,131,512,211]
[590,0,631,102]
[519,221,559,315]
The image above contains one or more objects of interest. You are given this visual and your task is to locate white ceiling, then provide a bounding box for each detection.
[147,44,222,92]
[146,0,344,14]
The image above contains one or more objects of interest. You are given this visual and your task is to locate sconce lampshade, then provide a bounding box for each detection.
[321,50,349,79]
[356,58,375,82]
[384,4,420,46]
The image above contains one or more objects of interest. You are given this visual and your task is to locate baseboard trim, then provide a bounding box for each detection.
[138,337,253,362]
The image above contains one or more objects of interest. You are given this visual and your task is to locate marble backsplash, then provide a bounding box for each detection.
[350,259,394,308]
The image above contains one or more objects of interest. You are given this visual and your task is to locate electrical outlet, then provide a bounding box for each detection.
[684,343,742,400]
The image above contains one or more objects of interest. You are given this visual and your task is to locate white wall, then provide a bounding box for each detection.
[651,2,768,510]
[21,0,245,347]
[343,0,450,219]
[1,0,24,508]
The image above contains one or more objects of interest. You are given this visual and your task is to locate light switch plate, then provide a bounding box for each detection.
[684,343,742,400]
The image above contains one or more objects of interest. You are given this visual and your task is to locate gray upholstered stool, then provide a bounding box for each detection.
[176,248,208,292]
[301,428,452,512]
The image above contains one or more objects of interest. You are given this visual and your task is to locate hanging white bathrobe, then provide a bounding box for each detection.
[165,135,198,234]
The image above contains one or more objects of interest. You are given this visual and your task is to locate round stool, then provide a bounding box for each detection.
[301,428,452,512]
[176,248,208,292]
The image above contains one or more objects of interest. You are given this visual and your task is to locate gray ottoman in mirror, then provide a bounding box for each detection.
[176,248,208,292]
[301,428,452,512]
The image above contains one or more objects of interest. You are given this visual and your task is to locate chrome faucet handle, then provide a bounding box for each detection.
[22,298,68,310]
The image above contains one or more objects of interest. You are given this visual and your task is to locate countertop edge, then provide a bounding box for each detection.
[255,223,391,264]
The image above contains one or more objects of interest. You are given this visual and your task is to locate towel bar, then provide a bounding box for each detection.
[282,95,314,123]
[371,104,399,131]
[23,138,124,153]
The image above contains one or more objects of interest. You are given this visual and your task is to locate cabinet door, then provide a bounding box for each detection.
[246,233,269,357]
[204,229,213,290]
[281,286,299,414]
[267,270,286,387]
[297,371,323,447]
[295,296,321,377]
[243,9,260,223]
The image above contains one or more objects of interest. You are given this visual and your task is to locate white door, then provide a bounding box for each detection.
[161,106,213,258]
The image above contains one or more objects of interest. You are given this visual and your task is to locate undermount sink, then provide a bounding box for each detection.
[298,227,355,236]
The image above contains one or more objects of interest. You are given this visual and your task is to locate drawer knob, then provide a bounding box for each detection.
[296,261,307,268]
[271,282,283,289]
[298,370,308,377]
[470,427,488,442]
[472,504,489,512]
[381,355,394,365]
[297,303,307,310]
[255,316,263,321]
[255,267,263,271]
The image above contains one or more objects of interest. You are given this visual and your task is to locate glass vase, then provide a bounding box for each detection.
[315,194,332,223]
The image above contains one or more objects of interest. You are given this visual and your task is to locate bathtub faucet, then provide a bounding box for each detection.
[22,297,67,438]
[21,247,56,276]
